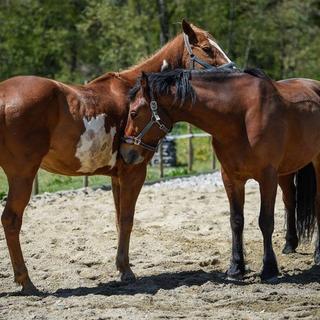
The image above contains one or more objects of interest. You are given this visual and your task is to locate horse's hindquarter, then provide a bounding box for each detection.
[0,76,61,173]
[279,101,320,174]
[273,79,320,175]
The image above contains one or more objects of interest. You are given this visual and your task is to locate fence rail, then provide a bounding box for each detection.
[32,131,215,194]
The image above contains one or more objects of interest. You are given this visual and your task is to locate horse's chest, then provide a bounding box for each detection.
[75,114,117,173]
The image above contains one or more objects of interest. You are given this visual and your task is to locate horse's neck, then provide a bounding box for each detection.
[89,34,184,87]
[119,35,184,85]
[168,83,233,135]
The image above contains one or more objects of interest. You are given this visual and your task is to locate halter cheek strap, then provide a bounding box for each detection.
[122,99,171,152]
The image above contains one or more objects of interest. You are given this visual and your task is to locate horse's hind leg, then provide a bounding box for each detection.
[279,174,298,254]
[2,169,38,294]
[222,169,246,280]
[311,157,320,264]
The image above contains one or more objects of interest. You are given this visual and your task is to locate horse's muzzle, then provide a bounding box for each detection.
[120,144,145,165]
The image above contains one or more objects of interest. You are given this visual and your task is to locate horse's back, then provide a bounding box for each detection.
[276,78,320,105]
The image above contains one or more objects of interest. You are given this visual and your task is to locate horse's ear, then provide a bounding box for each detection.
[140,71,149,94]
[182,19,198,44]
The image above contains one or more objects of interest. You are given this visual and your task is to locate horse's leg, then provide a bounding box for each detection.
[115,164,147,281]
[312,158,320,264]
[111,176,121,234]
[279,174,298,253]
[1,171,38,294]
[222,169,246,279]
[258,166,279,281]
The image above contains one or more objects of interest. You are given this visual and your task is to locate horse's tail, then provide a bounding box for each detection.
[295,162,316,241]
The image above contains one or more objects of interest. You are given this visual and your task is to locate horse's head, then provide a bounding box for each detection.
[179,19,232,71]
[120,72,172,165]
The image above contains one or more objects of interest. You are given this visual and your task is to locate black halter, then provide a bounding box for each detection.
[183,32,236,70]
[122,89,171,152]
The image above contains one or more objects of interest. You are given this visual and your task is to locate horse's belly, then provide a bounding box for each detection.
[279,113,320,175]
[41,114,118,176]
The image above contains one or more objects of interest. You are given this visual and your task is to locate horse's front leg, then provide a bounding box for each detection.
[222,169,246,280]
[258,166,279,281]
[113,163,147,282]
[279,174,298,254]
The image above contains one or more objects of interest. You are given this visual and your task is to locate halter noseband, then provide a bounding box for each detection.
[122,96,171,152]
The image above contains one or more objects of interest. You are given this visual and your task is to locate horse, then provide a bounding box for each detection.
[121,68,320,281]
[0,20,232,294]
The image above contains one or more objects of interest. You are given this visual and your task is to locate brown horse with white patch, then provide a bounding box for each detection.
[121,68,320,281]
[0,20,231,294]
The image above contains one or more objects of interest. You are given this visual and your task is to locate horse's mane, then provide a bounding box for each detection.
[129,69,195,107]
[243,68,271,80]
[129,67,271,107]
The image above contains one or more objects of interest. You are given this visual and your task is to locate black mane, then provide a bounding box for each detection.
[129,67,270,106]
[129,69,196,106]
[243,67,271,80]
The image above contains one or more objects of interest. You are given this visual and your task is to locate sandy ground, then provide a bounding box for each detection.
[0,174,319,320]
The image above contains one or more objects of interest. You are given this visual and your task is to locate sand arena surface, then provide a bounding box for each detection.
[0,173,319,319]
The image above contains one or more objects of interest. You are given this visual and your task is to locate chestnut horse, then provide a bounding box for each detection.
[0,20,232,294]
[121,68,320,281]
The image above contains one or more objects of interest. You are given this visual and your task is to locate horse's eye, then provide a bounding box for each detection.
[203,47,212,54]
[130,110,138,119]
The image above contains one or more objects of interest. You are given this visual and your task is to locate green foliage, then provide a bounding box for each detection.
[0,0,319,82]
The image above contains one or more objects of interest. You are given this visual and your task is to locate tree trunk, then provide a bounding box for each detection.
[157,0,169,45]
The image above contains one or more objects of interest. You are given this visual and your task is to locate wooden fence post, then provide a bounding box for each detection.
[188,124,193,173]
[211,136,216,170]
[32,173,39,195]
[159,142,164,178]
[83,176,89,188]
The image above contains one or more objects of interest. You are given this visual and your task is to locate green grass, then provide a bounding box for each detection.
[0,125,218,199]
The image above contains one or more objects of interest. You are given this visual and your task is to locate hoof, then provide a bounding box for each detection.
[260,264,279,282]
[226,263,245,281]
[282,244,296,254]
[261,275,279,284]
[118,269,136,283]
[20,279,40,296]
[314,251,320,265]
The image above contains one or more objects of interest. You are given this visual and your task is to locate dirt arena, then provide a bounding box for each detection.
[0,173,319,319]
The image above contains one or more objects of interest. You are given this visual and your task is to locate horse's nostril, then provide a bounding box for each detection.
[127,150,138,164]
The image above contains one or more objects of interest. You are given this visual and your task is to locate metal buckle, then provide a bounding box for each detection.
[150,100,157,111]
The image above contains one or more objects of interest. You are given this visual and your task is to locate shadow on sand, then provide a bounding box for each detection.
[1,264,319,298]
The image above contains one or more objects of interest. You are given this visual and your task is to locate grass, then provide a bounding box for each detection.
[0,125,218,199]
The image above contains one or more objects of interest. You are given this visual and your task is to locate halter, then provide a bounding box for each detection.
[122,92,171,152]
[122,34,237,152]
[183,32,236,70]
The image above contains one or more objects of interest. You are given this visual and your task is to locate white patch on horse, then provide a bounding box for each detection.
[75,114,117,173]
[161,59,169,71]
[208,39,232,63]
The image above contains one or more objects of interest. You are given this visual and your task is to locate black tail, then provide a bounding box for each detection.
[296,163,316,241]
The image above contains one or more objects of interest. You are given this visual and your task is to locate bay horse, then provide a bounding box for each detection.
[0,20,232,294]
[121,68,320,281]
